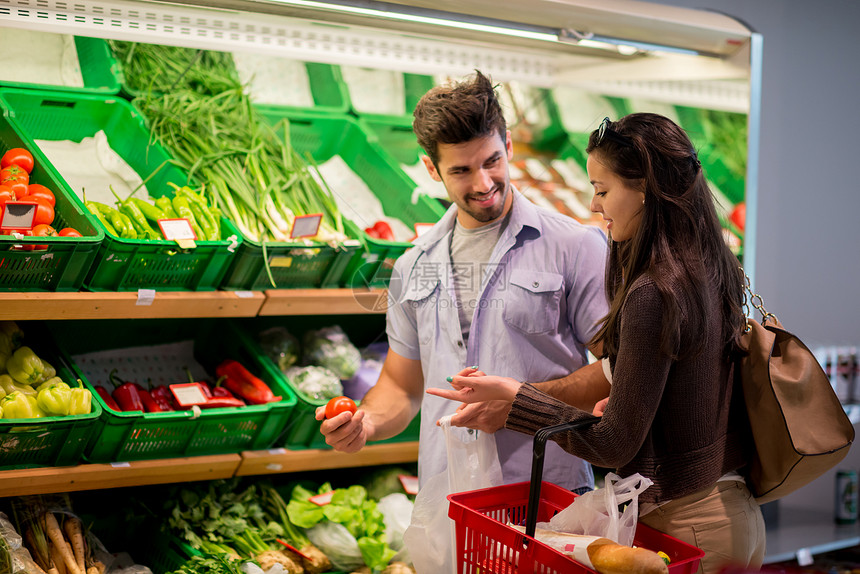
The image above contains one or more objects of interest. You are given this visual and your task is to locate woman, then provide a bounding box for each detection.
[428,113,765,573]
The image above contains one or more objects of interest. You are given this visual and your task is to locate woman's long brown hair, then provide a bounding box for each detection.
[586,113,745,360]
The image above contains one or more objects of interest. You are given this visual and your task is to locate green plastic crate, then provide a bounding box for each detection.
[344,71,434,125]
[0,35,121,95]
[234,316,420,450]
[0,322,102,469]
[250,62,352,115]
[223,110,443,290]
[0,103,104,291]
[0,88,241,291]
[48,318,298,463]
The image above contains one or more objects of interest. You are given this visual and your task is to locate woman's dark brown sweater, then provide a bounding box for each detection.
[506,274,749,504]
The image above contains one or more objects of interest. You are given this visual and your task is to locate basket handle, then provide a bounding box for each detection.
[526,415,601,540]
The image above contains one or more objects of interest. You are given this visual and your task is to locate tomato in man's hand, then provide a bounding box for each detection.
[1,148,34,173]
[58,227,82,237]
[325,396,357,419]
[24,184,55,207]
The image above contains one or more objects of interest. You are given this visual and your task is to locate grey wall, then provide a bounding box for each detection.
[652,0,860,347]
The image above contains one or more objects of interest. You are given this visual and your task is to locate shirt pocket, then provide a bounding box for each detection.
[402,279,442,345]
[503,269,563,334]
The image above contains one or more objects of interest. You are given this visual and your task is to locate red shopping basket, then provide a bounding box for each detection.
[447,418,705,574]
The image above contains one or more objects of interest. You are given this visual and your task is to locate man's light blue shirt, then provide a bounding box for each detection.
[386,191,609,490]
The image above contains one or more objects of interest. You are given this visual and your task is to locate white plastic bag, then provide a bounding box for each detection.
[542,472,652,547]
[403,415,504,573]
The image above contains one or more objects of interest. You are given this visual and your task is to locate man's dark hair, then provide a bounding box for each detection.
[412,71,506,165]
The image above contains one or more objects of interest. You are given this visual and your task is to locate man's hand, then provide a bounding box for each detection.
[314,406,373,453]
[449,400,511,432]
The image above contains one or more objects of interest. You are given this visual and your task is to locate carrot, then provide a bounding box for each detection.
[43,513,81,574]
[63,516,86,574]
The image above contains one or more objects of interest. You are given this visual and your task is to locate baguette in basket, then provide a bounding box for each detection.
[512,526,669,574]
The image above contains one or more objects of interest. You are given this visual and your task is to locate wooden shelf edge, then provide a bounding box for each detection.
[259,288,388,316]
[235,441,419,476]
[0,454,242,497]
[0,291,265,320]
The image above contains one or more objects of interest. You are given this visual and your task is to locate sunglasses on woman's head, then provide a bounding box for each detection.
[596,117,634,148]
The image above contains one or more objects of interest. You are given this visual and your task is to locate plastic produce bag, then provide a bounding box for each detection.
[541,472,653,547]
[302,326,361,379]
[259,326,300,373]
[378,493,414,562]
[403,416,504,573]
[306,521,365,572]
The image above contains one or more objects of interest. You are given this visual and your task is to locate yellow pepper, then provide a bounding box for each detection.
[68,380,92,415]
[36,381,71,416]
[1,391,34,419]
[6,346,45,385]
[35,377,69,394]
[27,395,47,418]
[0,374,36,397]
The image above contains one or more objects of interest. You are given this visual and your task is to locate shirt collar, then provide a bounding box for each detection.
[412,186,542,257]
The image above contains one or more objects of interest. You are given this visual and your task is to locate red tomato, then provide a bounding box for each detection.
[0,185,15,205]
[372,221,394,241]
[364,225,381,239]
[0,165,29,184]
[1,177,28,197]
[325,396,357,419]
[31,197,55,227]
[24,184,55,207]
[1,148,34,173]
[58,227,82,237]
[729,202,746,232]
[32,224,58,237]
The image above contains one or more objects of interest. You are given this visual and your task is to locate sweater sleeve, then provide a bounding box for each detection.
[506,279,677,468]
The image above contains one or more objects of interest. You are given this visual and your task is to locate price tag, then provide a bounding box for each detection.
[309,491,335,506]
[158,218,197,248]
[0,201,38,230]
[398,474,419,495]
[169,382,210,407]
[136,289,156,306]
[410,222,435,242]
[290,213,323,239]
[110,462,132,468]
[234,290,255,298]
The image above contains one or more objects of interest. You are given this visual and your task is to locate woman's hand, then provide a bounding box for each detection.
[426,367,523,405]
[592,396,609,417]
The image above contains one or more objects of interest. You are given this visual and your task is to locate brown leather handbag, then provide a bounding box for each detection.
[738,271,855,503]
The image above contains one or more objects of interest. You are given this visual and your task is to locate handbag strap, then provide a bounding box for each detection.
[740,266,777,331]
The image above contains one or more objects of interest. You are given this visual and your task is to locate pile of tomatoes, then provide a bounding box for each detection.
[0,147,82,249]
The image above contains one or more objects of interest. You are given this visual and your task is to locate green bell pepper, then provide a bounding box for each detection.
[37,381,72,416]
[69,380,92,415]
[0,374,36,397]
[1,391,34,419]
[28,395,46,418]
[6,346,45,385]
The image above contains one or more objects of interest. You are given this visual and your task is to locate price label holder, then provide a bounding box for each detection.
[309,491,335,506]
[398,474,419,495]
[290,213,323,239]
[169,382,210,408]
[158,218,197,249]
[410,222,435,242]
[0,201,38,231]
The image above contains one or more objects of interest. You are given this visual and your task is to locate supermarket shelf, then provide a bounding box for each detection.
[236,442,420,476]
[259,288,388,316]
[764,505,860,564]
[0,291,265,320]
[0,454,243,497]
[0,442,419,496]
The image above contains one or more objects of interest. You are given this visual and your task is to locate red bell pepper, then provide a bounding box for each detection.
[212,375,245,404]
[215,360,280,405]
[373,220,395,241]
[109,369,145,412]
[198,396,246,409]
[139,388,165,413]
[94,385,121,411]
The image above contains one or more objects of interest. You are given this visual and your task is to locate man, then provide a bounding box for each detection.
[317,71,609,492]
